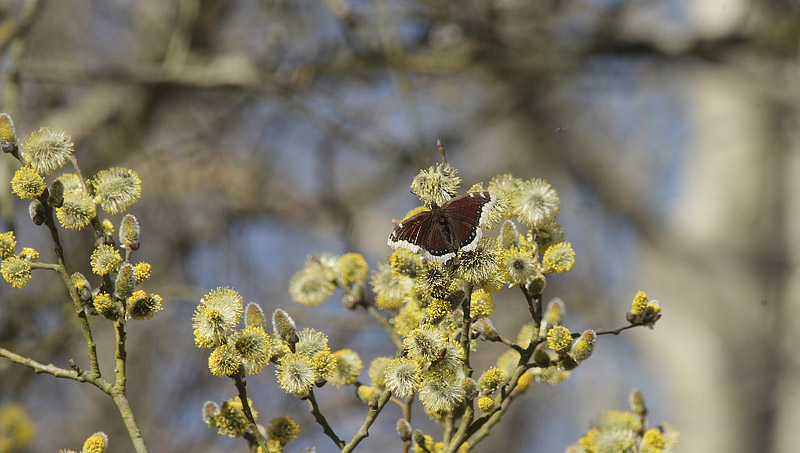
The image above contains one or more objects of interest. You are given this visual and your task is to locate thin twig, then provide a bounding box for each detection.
[578,324,640,337]
[460,287,473,376]
[232,372,269,450]
[443,412,455,446]
[27,261,61,271]
[445,403,473,453]
[341,389,393,453]
[365,305,403,350]
[520,285,539,325]
[38,190,102,378]
[0,347,88,383]
[113,320,127,393]
[307,388,345,449]
[401,395,413,453]
[111,391,149,453]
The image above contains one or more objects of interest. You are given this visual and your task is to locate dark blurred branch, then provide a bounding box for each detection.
[0,0,43,228]
[0,0,43,55]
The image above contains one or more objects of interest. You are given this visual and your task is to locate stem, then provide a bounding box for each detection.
[443,412,455,446]
[69,154,90,195]
[464,363,527,440]
[111,319,149,453]
[0,347,147,452]
[445,403,473,453]
[445,288,476,452]
[341,389,392,453]
[520,285,538,324]
[113,320,127,393]
[460,287,473,376]
[365,305,403,350]
[111,392,148,453]
[575,324,640,337]
[39,192,101,377]
[401,395,413,453]
[27,261,61,271]
[307,388,345,449]
[0,347,83,381]
[232,372,269,449]
[463,396,511,448]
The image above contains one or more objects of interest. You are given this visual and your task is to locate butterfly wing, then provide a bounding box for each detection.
[388,192,496,262]
[440,191,496,253]
[388,209,456,262]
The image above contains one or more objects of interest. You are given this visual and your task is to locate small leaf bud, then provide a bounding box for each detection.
[499,220,520,249]
[0,113,17,144]
[245,302,266,329]
[569,329,595,364]
[100,219,114,236]
[119,214,140,250]
[532,343,558,367]
[413,429,426,448]
[526,273,546,296]
[463,377,479,400]
[71,272,91,297]
[47,179,64,207]
[272,308,297,342]
[544,297,565,325]
[202,401,220,427]
[115,263,135,300]
[629,389,647,416]
[28,200,45,225]
[396,418,412,441]
[342,281,366,309]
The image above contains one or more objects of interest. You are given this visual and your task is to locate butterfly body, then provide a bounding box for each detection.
[388,191,496,263]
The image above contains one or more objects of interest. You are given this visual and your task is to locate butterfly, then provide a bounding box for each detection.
[388,191,496,263]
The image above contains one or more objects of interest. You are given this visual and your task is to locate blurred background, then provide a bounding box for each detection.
[0,0,796,451]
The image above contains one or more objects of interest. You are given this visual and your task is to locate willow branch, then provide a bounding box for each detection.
[27,261,61,271]
[365,305,403,350]
[577,323,641,337]
[464,396,512,448]
[519,285,540,325]
[233,372,269,449]
[111,392,148,453]
[38,191,101,377]
[113,320,127,393]
[401,395,413,453]
[445,403,474,453]
[307,388,345,449]
[463,363,528,443]
[443,412,455,446]
[460,288,473,375]
[110,325,149,453]
[341,389,393,453]
[0,346,91,383]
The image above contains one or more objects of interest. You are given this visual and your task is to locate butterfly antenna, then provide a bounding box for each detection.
[436,139,447,164]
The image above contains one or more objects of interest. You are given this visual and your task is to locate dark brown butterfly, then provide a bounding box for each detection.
[387,191,496,263]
